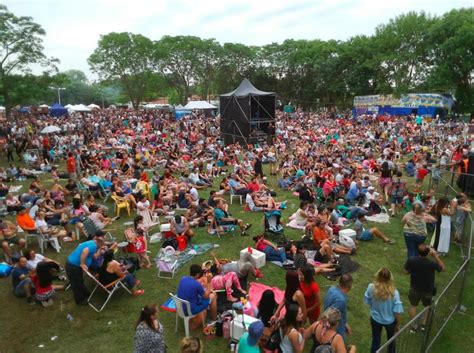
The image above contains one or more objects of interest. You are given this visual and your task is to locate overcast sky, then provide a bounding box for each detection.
[3,0,470,79]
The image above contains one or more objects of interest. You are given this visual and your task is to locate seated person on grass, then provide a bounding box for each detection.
[177,264,217,330]
[312,220,354,257]
[1,219,25,262]
[354,214,395,244]
[245,191,281,212]
[214,199,251,236]
[11,256,35,304]
[208,262,246,302]
[293,243,335,274]
[210,252,263,280]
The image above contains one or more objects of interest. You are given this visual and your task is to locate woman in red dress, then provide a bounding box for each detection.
[299,264,321,323]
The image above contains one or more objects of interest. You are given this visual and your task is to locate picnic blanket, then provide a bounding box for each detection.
[154,243,215,271]
[248,282,285,308]
[366,213,390,223]
[8,185,22,193]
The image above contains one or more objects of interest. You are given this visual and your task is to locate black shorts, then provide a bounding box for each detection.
[408,287,433,306]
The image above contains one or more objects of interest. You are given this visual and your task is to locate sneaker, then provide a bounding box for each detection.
[410,327,418,334]
[27,297,36,305]
[386,239,396,245]
[208,229,216,235]
[41,300,50,307]
[244,223,252,231]
[282,260,292,266]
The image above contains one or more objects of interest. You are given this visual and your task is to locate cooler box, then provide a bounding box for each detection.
[230,312,259,341]
[240,248,266,269]
[339,229,357,241]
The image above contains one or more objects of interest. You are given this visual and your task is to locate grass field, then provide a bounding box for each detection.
[0,162,471,353]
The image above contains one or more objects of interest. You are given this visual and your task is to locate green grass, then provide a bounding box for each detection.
[0,164,469,353]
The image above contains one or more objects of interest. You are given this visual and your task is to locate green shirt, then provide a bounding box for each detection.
[238,332,260,353]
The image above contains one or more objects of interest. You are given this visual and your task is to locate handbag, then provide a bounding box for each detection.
[265,328,282,351]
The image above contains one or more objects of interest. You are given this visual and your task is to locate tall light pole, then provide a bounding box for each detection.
[49,86,66,105]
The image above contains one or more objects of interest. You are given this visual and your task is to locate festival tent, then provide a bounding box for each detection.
[71,104,92,112]
[184,101,217,110]
[220,78,276,145]
[64,104,74,109]
[18,107,30,113]
[87,104,101,110]
[0,106,5,112]
[49,103,68,117]
[38,104,49,109]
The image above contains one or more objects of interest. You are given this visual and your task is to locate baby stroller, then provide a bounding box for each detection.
[264,210,285,243]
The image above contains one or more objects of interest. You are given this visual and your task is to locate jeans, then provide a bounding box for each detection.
[264,247,287,262]
[122,273,136,288]
[404,232,426,258]
[66,263,90,304]
[370,317,396,353]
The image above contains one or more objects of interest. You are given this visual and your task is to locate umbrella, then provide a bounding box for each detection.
[41,125,61,134]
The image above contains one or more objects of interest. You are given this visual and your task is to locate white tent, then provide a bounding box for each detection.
[71,104,92,112]
[39,104,49,108]
[87,104,101,110]
[184,101,217,110]
[0,106,5,112]
[65,104,74,109]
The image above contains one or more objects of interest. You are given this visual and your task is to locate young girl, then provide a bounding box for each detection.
[134,229,151,269]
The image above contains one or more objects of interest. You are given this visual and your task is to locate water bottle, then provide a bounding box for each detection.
[66,314,73,321]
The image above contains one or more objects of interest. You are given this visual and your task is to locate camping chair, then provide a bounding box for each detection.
[170,293,206,337]
[77,182,92,196]
[99,181,112,202]
[82,217,116,242]
[23,229,40,249]
[135,181,152,200]
[37,228,61,253]
[86,271,131,312]
[157,257,178,279]
[229,186,243,205]
[137,209,160,236]
[214,219,236,238]
[111,195,131,217]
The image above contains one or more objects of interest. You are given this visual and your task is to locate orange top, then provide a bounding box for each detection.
[17,213,36,231]
[312,227,328,247]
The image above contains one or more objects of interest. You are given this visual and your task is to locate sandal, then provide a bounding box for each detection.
[133,289,145,297]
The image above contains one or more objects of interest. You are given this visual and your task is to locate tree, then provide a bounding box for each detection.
[88,32,157,109]
[0,5,57,117]
[154,35,205,104]
[427,8,474,112]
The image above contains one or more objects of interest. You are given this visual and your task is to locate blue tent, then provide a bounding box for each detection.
[49,103,68,117]
[18,106,30,113]
[175,109,192,120]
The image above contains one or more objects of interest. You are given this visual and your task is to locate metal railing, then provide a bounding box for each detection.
[377,173,473,353]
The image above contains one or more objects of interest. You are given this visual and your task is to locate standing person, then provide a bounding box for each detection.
[253,153,264,179]
[134,304,166,353]
[430,197,452,255]
[323,274,353,343]
[304,307,357,353]
[389,171,406,217]
[279,303,305,353]
[404,244,445,332]
[273,270,307,324]
[299,264,321,323]
[402,201,436,258]
[378,161,392,205]
[452,194,472,244]
[65,232,106,305]
[67,152,77,180]
[364,268,403,353]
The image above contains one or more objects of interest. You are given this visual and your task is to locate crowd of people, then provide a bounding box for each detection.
[0,108,472,352]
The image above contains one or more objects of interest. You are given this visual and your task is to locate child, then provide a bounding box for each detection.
[414,164,429,192]
[134,229,151,269]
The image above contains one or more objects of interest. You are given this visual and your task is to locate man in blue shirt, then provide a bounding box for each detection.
[347,180,365,205]
[229,174,250,196]
[12,256,34,304]
[177,264,217,330]
[323,274,353,342]
[65,232,105,305]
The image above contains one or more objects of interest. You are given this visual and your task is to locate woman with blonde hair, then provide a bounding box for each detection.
[364,267,403,353]
[304,306,356,353]
[180,337,203,353]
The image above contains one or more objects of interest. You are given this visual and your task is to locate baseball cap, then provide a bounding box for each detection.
[247,320,264,346]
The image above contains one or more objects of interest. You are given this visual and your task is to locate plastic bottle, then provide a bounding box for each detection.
[66,314,73,321]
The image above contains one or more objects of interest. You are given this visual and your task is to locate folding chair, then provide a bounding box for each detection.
[82,217,116,242]
[86,271,131,312]
[214,220,236,238]
[24,230,40,248]
[77,182,92,196]
[99,181,112,203]
[137,209,160,236]
[157,258,178,279]
[170,293,206,337]
[229,186,243,205]
[37,228,61,253]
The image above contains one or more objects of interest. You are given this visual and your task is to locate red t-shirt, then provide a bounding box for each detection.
[417,168,429,180]
[300,280,320,321]
[247,182,260,193]
[134,235,147,254]
[31,274,52,295]
[67,157,76,173]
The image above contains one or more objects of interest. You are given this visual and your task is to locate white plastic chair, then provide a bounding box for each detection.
[86,271,131,312]
[229,186,243,205]
[37,228,61,253]
[170,293,206,337]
